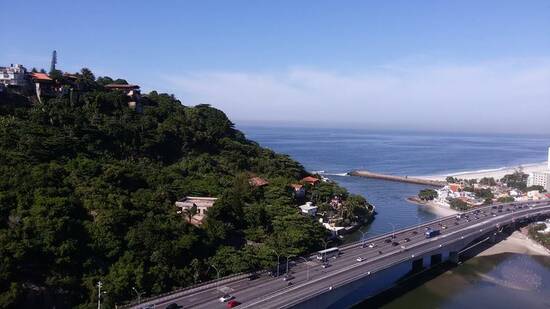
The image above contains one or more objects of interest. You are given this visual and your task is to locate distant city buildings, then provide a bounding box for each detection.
[526,147,550,191]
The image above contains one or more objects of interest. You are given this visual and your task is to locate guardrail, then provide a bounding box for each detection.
[126,200,549,307]
[280,206,550,308]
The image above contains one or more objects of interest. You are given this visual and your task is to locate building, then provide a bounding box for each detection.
[301,176,320,186]
[249,176,269,187]
[30,72,54,103]
[0,64,28,87]
[175,196,218,225]
[527,171,550,191]
[290,183,305,199]
[299,202,318,216]
[104,83,143,112]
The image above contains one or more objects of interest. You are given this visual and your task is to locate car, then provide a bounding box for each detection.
[492,206,497,209]
[404,238,411,242]
[385,239,392,243]
[368,243,376,248]
[227,300,241,308]
[322,263,329,268]
[219,295,234,303]
[392,242,399,246]
[356,257,364,262]
[492,213,497,217]
[454,221,459,225]
[412,230,418,235]
[441,225,447,230]
[283,275,294,281]
[166,304,183,309]
[400,245,407,250]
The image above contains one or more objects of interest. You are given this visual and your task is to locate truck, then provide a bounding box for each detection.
[425,228,440,238]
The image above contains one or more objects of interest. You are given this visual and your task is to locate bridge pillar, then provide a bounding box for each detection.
[422,256,430,268]
[449,251,459,264]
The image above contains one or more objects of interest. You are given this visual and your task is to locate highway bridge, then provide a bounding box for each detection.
[129,200,550,309]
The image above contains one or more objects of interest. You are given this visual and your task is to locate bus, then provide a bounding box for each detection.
[316,247,340,261]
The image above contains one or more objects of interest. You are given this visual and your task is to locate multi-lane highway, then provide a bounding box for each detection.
[133,200,550,309]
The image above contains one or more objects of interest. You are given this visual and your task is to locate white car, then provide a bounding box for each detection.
[219,295,234,302]
[368,243,375,248]
[356,257,364,262]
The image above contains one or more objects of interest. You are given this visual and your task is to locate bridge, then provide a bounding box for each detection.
[130,200,550,309]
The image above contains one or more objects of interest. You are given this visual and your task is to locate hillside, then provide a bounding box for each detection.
[0,69,373,308]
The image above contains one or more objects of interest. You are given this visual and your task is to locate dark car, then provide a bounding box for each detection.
[392,242,399,246]
[404,238,411,242]
[166,303,183,309]
[385,239,392,243]
[412,231,418,235]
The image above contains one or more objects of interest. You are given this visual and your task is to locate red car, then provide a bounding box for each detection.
[227,300,241,308]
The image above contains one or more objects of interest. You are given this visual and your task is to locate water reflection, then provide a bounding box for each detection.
[375,253,550,309]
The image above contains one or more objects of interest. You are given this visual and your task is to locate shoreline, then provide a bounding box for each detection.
[477,229,550,257]
[419,161,549,181]
[406,196,459,216]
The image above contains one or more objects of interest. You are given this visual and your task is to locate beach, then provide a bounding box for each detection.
[421,161,549,182]
[406,196,459,216]
[478,230,550,257]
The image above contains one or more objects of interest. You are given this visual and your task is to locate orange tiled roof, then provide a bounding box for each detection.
[31,72,52,81]
[301,176,320,184]
[105,83,140,89]
[249,176,269,187]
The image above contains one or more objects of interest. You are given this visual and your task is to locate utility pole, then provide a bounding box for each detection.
[97,281,103,309]
[285,255,295,275]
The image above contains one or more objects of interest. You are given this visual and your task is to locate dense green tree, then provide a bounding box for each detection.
[418,188,438,201]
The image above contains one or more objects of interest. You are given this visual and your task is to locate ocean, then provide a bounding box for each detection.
[239,125,550,236]
[239,125,550,308]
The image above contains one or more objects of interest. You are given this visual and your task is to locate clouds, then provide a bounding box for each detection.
[161,58,550,133]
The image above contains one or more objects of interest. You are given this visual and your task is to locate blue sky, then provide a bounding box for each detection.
[2,1,550,133]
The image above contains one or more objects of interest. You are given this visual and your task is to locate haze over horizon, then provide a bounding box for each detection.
[2,1,550,134]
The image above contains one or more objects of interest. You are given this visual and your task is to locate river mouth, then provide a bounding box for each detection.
[355,253,550,309]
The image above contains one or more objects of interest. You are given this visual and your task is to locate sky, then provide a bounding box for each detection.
[2,1,550,134]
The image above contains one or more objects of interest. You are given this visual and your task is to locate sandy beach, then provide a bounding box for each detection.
[406,197,459,216]
[420,161,549,182]
[478,230,550,257]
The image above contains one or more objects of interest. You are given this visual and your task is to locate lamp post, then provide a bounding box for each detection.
[272,250,281,277]
[388,223,396,239]
[298,256,310,281]
[359,230,368,247]
[320,239,329,262]
[285,255,296,275]
[210,264,220,292]
[132,287,144,304]
[97,281,107,309]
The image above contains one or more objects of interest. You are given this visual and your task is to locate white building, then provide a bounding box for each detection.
[527,171,550,191]
[175,196,218,224]
[299,201,318,216]
[0,64,28,87]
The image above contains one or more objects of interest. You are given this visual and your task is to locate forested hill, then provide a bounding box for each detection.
[0,70,372,308]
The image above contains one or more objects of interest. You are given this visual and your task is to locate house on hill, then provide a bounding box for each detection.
[249,176,269,187]
[104,83,142,112]
[175,196,218,225]
[301,176,320,186]
[30,72,54,103]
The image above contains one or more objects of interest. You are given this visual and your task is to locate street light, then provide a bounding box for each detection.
[272,250,281,277]
[285,255,296,275]
[297,256,311,281]
[132,287,145,304]
[388,223,396,238]
[359,230,368,247]
[97,281,107,309]
[210,264,220,292]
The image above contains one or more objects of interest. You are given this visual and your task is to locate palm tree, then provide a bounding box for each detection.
[182,204,198,223]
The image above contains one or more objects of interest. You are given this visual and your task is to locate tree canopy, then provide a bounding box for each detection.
[0,70,373,308]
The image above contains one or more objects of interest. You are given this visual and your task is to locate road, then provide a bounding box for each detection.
[133,200,550,309]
